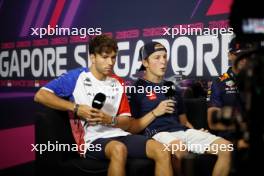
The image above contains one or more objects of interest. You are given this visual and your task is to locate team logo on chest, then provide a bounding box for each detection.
[146,91,157,100]
[84,77,92,86]
[224,80,238,94]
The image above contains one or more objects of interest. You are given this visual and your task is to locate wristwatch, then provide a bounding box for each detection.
[110,116,117,126]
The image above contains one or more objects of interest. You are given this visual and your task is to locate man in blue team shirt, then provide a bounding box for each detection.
[207,37,256,148]
[34,35,173,176]
[128,41,232,176]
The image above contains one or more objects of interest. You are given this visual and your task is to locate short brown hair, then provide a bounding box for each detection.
[89,35,118,55]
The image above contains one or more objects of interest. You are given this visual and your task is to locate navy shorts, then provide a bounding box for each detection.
[85,135,149,160]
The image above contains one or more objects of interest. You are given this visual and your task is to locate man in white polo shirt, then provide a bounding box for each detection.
[34,35,172,176]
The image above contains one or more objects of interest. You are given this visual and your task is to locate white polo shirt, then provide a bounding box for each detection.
[42,67,131,155]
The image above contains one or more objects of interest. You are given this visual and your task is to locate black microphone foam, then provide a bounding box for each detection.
[164,81,176,99]
[92,93,106,109]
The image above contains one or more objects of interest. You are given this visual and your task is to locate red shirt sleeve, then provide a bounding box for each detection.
[117,91,131,116]
[111,74,131,116]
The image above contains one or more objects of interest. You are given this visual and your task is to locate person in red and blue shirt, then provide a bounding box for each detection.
[35,35,173,176]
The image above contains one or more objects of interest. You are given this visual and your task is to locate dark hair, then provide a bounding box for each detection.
[88,35,118,55]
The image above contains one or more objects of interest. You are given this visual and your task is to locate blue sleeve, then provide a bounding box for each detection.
[209,79,222,107]
[43,67,87,98]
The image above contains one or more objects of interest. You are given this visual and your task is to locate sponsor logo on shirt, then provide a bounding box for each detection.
[224,80,238,94]
[146,91,157,100]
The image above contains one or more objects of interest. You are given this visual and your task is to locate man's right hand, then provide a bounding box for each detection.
[77,105,103,124]
[153,100,175,117]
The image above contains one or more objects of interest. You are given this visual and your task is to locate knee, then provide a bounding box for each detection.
[156,149,171,162]
[149,141,171,161]
[217,139,233,158]
[170,140,188,159]
[109,141,127,160]
[158,148,171,161]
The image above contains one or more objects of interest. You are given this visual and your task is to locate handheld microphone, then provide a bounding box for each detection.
[84,93,106,126]
[164,81,176,100]
[92,93,106,109]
